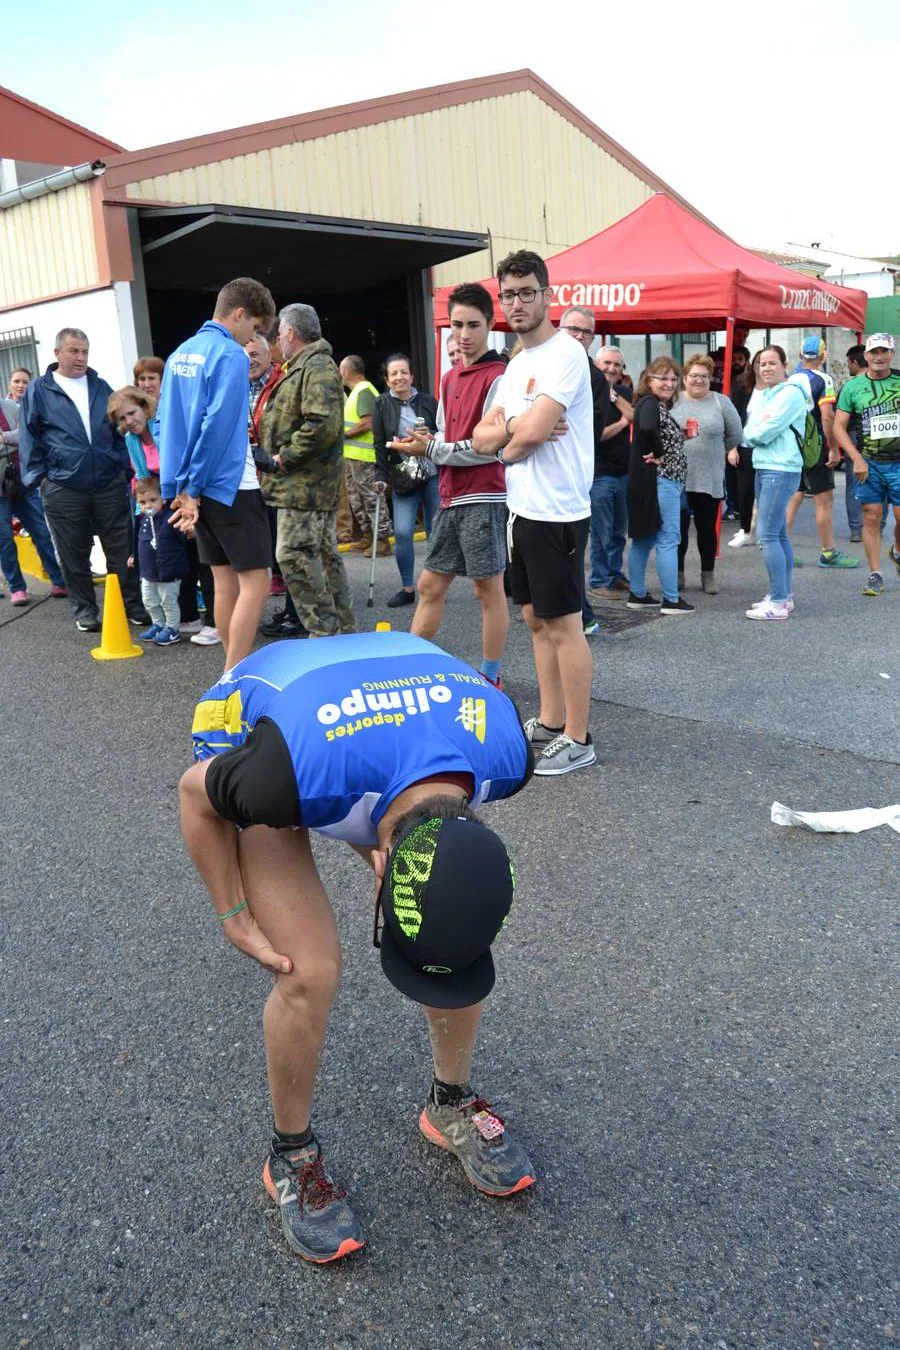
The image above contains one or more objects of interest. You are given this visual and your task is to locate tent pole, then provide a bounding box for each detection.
[722,318,735,397]
[717,318,736,559]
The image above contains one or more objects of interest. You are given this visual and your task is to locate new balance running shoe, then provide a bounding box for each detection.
[262,1140,364,1264]
[419,1094,535,1197]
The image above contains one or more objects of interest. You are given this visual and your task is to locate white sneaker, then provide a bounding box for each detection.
[750,593,794,613]
[179,618,203,634]
[746,600,789,620]
[728,529,754,548]
[190,625,221,646]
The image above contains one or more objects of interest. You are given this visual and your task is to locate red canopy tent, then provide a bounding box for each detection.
[433,194,868,394]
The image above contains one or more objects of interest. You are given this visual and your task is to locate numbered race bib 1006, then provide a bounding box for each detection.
[870,412,900,440]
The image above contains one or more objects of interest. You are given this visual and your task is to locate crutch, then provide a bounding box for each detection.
[366,491,381,609]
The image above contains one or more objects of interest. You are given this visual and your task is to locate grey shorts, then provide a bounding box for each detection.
[423,501,508,579]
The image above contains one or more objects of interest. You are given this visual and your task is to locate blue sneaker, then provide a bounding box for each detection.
[153,625,181,645]
[139,623,162,641]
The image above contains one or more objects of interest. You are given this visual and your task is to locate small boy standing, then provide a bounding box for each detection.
[134,476,188,645]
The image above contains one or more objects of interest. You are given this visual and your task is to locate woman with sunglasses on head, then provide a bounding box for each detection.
[739,345,807,620]
[626,355,693,615]
[672,353,743,593]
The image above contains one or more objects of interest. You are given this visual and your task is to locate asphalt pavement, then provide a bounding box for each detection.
[1,493,897,1350]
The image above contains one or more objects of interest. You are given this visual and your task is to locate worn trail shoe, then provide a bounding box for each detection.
[263,1141,364,1264]
[863,572,884,596]
[419,1096,535,1197]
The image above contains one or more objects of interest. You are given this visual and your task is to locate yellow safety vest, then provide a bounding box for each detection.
[343,380,379,462]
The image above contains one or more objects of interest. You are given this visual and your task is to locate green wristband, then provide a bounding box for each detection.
[219,900,249,922]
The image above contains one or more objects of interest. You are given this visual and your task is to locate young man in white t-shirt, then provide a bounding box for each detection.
[473,251,595,777]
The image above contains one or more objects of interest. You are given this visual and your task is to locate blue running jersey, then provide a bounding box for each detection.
[192,632,532,844]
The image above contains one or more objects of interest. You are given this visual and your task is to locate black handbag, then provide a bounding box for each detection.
[0,452,23,502]
[389,454,430,496]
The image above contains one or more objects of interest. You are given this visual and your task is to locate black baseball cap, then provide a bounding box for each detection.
[376,816,515,1009]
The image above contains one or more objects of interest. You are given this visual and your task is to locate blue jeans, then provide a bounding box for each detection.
[0,485,65,591]
[628,475,683,602]
[755,469,801,602]
[588,473,628,587]
[843,464,862,533]
[391,475,440,588]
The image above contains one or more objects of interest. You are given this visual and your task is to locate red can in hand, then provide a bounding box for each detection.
[685,417,700,439]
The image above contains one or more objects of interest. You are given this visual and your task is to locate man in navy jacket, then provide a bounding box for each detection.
[19,328,148,631]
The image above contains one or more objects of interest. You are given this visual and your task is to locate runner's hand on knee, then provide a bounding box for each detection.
[222,906,292,974]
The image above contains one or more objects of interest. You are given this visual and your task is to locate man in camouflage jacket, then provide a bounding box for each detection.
[260,304,356,637]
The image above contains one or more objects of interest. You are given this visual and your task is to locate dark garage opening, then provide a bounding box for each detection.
[138,204,487,387]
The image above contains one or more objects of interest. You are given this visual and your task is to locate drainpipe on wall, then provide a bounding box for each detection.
[0,160,106,211]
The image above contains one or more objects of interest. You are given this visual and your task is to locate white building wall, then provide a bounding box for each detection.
[0,286,135,389]
[822,269,893,299]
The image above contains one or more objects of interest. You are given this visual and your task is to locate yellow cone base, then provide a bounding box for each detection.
[91,573,143,661]
[15,533,50,583]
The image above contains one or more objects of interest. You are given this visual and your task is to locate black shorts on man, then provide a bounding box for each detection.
[798,442,835,497]
[508,515,589,619]
[195,490,272,571]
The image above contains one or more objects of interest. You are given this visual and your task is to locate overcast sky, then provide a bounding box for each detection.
[11,0,899,258]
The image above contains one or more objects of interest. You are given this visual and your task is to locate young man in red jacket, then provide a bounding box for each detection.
[408,284,509,687]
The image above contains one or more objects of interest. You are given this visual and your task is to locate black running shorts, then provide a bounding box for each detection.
[195,490,272,571]
[508,515,589,619]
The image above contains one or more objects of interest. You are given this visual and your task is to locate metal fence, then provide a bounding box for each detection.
[0,327,39,393]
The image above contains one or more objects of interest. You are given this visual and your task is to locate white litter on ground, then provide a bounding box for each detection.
[771,802,900,835]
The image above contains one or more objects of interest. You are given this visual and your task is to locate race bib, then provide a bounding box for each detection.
[870,412,900,440]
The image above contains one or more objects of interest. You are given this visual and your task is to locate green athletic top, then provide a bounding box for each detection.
[836,372,900,462]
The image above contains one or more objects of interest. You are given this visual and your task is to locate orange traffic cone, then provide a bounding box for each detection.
[91,573,143,661]
[15,532,50,583]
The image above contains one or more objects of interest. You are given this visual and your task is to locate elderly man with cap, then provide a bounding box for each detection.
[786,336,860,569]
[180,631,535,1264]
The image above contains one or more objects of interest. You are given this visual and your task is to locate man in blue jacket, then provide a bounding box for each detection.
[159,277,276,670]
[19,328,148,631]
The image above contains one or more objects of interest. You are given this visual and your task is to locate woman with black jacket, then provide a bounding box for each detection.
[726,351,763,548]
[372,354,439,607]
[626,355,693,615]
